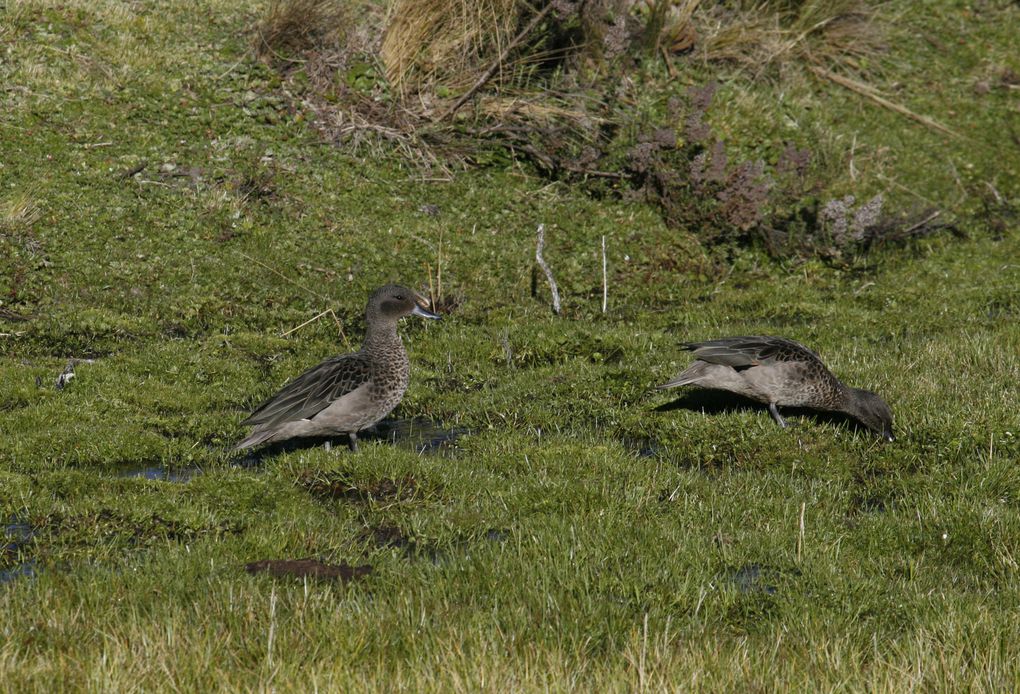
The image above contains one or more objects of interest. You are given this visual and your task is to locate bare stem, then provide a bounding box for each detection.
[809,66,961,139]
[436,2,557,122]
[535,223,561,315]
[601,235,608,314]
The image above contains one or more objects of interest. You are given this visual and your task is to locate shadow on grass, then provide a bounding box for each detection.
[655,389,876,437]
[235,417,471,466]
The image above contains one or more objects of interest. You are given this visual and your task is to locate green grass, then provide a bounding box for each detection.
[2,0,1020,690]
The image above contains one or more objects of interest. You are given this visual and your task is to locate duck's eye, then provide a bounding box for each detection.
[394,294,405,301]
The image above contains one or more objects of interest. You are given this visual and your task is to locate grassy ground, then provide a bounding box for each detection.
[2,0,1020,690]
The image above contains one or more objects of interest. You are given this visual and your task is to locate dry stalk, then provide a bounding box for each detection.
[601,234,608,314]
[437,227,443,305]
[900,209,942,236]
[809,66,961,139]
[280,308,345,338]
[436,1,557,122]
[797,501,806,562]
[534,223,561,315]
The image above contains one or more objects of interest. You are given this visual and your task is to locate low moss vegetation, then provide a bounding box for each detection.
[2,0,1019,690]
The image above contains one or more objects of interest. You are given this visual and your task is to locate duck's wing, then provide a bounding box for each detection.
[241,353,371,428]
[681,336,821,368]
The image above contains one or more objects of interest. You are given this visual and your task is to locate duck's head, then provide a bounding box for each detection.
[368,284,440,322]
[847,388,895,442]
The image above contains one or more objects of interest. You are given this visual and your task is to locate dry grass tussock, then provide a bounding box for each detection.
[0,194,41,234]
[254,0,351,59]
[696,0,883,77]
[381,0,520,92]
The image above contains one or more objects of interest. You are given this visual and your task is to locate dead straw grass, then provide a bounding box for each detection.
[254,0,349,60]
[381,0,522,93]
[696,0,884,77]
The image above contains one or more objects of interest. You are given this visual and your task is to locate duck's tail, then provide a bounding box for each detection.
[657,361,748,392]
[234,426,276,451]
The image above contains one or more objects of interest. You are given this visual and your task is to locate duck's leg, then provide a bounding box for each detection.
[348,432,359,453]
[768,402,788,428]
[324,440,332,452]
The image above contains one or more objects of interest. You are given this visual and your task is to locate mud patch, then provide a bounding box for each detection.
[39,509,241,547]
[357,523,510,565]
[359,523,412,550]
[245,558,372,582]
[621,436,662,459]
[848,493,895,515]
[299,471,426,504]
[484,528,510,543]
[357,523,445,563]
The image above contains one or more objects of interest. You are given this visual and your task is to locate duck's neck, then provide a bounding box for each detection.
[838,386,866,416]
[363,319,403,353]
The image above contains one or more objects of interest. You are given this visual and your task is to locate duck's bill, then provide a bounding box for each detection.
[412,300,441,320]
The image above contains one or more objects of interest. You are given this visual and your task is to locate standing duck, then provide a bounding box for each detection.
[658,336,894,441]
[236,284,440,452]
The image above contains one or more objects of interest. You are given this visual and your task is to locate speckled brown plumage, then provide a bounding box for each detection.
[235,284,439,451]
[658,336,894,440]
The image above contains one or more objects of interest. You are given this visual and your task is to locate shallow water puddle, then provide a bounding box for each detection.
[366,418,470,455]
[728,563,779,595]
[236,418,470,464]
[114,464,202,483]
[2,516,37,585]
[0,562,37,584]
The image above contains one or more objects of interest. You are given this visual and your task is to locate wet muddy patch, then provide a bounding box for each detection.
[244,558,372,582]
[847,492,897,516]
[298,470,431,505]
[37,509,242,549]
[356,522,510,565]
[357,523,445,563]
[358,523,413,550]
[621,436,663,459]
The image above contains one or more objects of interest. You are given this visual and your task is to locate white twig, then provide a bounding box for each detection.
[437,227,443,305]
[849,134,857,181]
[500,330,513,367]
[535,224,561,315]
[797,502,806,562]
[267,587,277,668]
[601,235,608,314]
[437,1,557,122]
